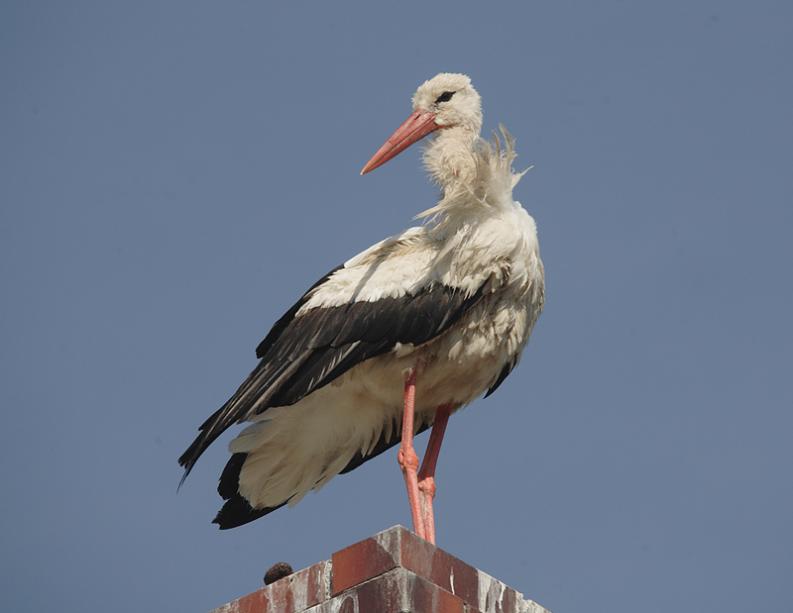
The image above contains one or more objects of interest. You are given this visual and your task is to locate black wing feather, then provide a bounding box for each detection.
[484,355,519,397]
[255,265,342,359]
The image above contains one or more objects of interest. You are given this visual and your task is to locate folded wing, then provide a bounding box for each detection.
[178,249,494,482]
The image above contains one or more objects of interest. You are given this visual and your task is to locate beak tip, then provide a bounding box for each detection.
[360,110,438,179]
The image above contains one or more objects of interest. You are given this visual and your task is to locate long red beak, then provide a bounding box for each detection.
[360,110,440,175]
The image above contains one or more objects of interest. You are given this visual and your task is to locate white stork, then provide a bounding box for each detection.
[179,73,545,544]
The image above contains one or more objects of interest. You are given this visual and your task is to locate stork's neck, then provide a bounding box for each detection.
[423,126,480,194]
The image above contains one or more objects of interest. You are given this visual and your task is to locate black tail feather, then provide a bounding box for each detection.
[213,494,286,529]
[212,452,288,529]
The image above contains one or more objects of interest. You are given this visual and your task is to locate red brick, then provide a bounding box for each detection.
[263,560,329,612]
[334,566,466,613]
[230,589,267,613]
[213,560,329,613]
[391,525,525,611]
[395,525,481,606]
[353,569,405,611]
[331,535,398,595]
[408,572,466,613]
[303,560,329,606]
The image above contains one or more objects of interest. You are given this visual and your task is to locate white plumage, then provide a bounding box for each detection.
[179,73,544,534]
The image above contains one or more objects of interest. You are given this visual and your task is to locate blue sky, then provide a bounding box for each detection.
[1,1,791,611]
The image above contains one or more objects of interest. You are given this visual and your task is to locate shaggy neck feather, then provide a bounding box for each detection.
[423,126,480,195]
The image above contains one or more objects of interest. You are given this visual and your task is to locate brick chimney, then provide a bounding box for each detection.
[210,525,550,613]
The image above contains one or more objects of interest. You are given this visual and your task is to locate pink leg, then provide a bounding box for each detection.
[417,404,452,545]
[398,369,425,539]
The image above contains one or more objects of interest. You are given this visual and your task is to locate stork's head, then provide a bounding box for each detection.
[361,73,482,175]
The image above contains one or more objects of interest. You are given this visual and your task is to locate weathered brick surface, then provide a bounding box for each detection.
[211,525,550,613]
[211,560,329,613]
[330,531,399,595]
[395,526,481,605]
[309,568,466,613]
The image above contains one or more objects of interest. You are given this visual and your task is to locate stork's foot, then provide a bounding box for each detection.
[416,403,452,545]
[417,475,437,544]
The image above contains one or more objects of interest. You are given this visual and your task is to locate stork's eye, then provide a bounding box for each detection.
[435,91,455,104]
